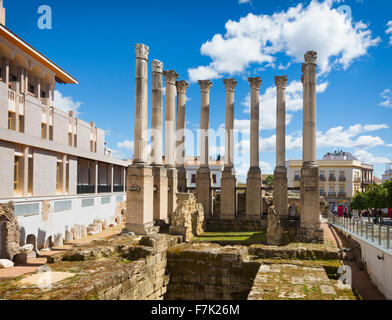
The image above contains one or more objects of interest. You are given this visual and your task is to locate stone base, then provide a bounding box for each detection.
[300,163,321,230]
[125,222,159,236]
[177,167,187,193]
[196,167,212,217]
[246,167,262,220]
[152,166,168,223]
[273,167,288,217]
[266,207,290,246]
[220,168,236,220]
[296,227,324,244]
[125,164,154,234]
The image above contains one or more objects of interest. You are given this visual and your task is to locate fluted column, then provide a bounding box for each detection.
[164,70,179,222]
[246,77,262,220]
[133,44,149,164]
[176,80,189,192]
[126,44,155,235]
[299,50,322,243]
[151,60,168,223]
[151,60,164,166]
[196,80,213,216]
[274,76,288,217]
[220,79,237,219]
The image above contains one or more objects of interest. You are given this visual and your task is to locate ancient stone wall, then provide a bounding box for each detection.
[206,217,267,232]
[165,243,260,300]
[0,202,20,260]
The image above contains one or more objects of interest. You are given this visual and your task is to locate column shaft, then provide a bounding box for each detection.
[176,80,189,192]
[220,79,237,219]
[274,76,288,217]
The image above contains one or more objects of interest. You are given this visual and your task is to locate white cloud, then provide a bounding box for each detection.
[379,89,392,108]
[54,90,82,114]
[188,0,380,82]
[386,21,392,45]
[239,0,251,3]
[241,80,328,130]
[353,150,391,164]
[117,140,134,153]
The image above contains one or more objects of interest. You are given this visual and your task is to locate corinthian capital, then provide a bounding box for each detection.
[248,77,262,91]
[304,50,317,65]
[163,70,179,85]
[152,60,163,73]
[223,79,237,92]
[135,44,149,60]
[198,80,213,93]
[176,80,189,94]
[274,76,288,89]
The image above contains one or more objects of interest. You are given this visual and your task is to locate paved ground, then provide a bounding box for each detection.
[326,223,385,300]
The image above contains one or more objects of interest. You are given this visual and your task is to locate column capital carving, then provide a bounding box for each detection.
[274,75,288,89]
[223,79,237,92]
[163,70,179,85]
[248,77,262,91]
[176,80,189,94]
[198,80,213,93]
[135,44,149,60]
[304,50,317,65]
[152,60,163,73]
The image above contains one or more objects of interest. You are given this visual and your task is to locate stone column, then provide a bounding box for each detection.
[176,80,189,192]
[1,57,9,84]
[299,50,323,243]
[246,77,262,220]
[151,60,168,223]
[274,76,288,217]
[163,70,179,222]
[126,44,155,235]
[196,80,213,216]
[220,79,237,220]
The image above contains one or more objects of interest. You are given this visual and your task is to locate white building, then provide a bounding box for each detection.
[184,157,224,189]
[382,164,392,184]
[0,5,128,251]
[287,151,374,211]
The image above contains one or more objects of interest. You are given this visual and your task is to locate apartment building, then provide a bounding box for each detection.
[184,157,224,189]
[287,151,374,211]
[0,6,128,251]
[382,163,392,184]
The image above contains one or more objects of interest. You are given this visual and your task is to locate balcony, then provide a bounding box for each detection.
[294,176,300,181]
[329,176,336,181]
[328,192,337,197]
[77,185,95,194]
[98,185,111,193]
[338,192,347,197]
[339,176,346,181]
[113,185,124,192]
[320,176,326,181]
[320,192,326,197]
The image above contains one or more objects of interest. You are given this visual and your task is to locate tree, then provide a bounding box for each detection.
[365,183,388,224]
[351,192,367,212]
[384,179,392,208]
[264,175,274,187]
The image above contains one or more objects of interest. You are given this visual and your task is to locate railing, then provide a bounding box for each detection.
[338,192,347,197]
[328,192,337,196]
[113,185,124,192]
[294,176,300,181]
[98,185,111,193]
[329,176,336,181]
[339,177,346,181]
[320,192,326,197]
[320,176,326,181]
[328,212,392,252]
[8,89,16,101]
[77,185,95,194]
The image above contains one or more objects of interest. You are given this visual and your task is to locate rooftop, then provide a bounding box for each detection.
[322,151,358,161]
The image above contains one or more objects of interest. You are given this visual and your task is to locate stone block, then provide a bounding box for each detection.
[0,259,14,268]
[152,166,168,222]
[13,250,36,264]
[246,167,262,220]
[274,167,288,217]
[53,233,63,247]
[195,167,212,217]
[220,168,237,220]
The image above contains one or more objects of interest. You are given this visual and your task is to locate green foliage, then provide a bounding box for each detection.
[350,192,367,211]
[351,183,390,211]
[384,179,392,208]
[264,175,274,187]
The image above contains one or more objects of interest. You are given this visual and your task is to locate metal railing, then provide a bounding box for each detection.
[328,212,392,252]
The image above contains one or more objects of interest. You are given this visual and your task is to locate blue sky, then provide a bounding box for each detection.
[6,0,392,182]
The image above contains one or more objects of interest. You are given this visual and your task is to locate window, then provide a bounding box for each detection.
[41,123,47,139]
[191,174,196,184]
[339,171,345,181]
[28,84,35,95]
[56,162,61,193]
[294,171,300,181]
[68,132,73,146]
[18,115,24,133]
[320,171,326,181]
[74,135,77,147]
[49,125,53,141]
[14,156,20,193]
[320,187,325,196]
[90,140,94,153]
[8,111,15,130]
[212,174,217,184]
